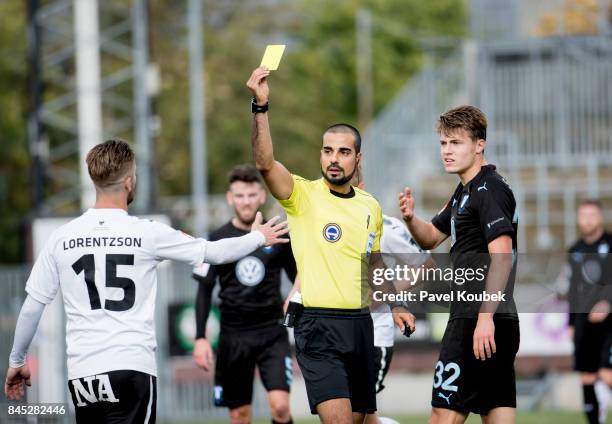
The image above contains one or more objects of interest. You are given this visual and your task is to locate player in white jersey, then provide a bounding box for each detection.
[4,140,289,423]
[350,168,431,424]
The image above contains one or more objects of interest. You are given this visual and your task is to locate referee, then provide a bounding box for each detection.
[400,106,519,423]
[246,67,415,424]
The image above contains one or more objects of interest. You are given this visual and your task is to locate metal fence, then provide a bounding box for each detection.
[363,34,612,251]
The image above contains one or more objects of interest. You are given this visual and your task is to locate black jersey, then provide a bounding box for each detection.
[194,220,297,334]
[431,164,518,320]
[567,231,612,325]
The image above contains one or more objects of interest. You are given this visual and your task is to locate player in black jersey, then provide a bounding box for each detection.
[192,165,297,424]
[400,106,519,423]
[557,199,612,424]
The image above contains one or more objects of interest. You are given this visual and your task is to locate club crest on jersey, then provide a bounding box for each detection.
[323,223,342,242]
[235,256,265,286]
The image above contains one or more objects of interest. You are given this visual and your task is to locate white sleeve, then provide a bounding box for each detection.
[25,238,60,304]
[203,232,265,265]
[153,222,208,265]
[381,222,430,267]
[9,295,45,368]
[152,221,265,266]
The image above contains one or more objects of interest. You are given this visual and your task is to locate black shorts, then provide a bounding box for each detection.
[68,370,156,424]
[373,346,394,394]
[294,308,377,415]
[430,318,520,415]
[213,323,292,409]
[574,315,612,373]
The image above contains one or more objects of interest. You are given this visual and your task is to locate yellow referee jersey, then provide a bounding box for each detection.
[278,175,383,309]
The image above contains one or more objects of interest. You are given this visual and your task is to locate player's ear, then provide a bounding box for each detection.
[476,139,486,155]
[225,190,233,206]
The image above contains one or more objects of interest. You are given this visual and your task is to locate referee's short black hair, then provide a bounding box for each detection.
[323,123,362,153]
[228,164,262,185]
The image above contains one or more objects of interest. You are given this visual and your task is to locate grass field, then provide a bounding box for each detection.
[165,410,588,424]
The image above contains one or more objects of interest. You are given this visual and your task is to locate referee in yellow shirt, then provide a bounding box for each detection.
[246,67,416,424]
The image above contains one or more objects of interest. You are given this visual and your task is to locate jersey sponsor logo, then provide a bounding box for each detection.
[477,182,488,191]
[323,223,342,242]
[487,217,505,229]
[71,374,120,407]
[235,256,265,286]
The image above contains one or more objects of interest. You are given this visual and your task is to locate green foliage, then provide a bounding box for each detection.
[0,2,28,262]
[0,0,465,262]
[153,0,466,195]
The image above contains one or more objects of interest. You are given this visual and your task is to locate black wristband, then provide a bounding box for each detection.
[251,98,269,114]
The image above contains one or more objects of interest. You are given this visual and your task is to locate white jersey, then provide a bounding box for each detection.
[372,215,429,347]
[26,209,211,380]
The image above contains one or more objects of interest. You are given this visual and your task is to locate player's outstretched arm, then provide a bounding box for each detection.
[203,212,289,265]
[399,187,447,250]
[246,67,293,200]
[5,295,45,401]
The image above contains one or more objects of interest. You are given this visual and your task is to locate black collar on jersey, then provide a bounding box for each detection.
[463,164,496,191]
[329,186,355,198]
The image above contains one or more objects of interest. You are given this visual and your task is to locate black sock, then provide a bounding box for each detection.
[271,419,292,424]
[583,384,600,424]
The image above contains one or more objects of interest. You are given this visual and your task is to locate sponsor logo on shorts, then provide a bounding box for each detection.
[71,374,120,407]
[323,223,342,242]
[437,392,453,405]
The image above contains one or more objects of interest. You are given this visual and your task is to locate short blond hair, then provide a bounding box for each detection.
[86,139,135,188]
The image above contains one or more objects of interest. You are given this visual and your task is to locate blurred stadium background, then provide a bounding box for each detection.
[1,0,611,422]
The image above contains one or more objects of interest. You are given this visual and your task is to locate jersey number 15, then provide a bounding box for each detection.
[72,254,136,312]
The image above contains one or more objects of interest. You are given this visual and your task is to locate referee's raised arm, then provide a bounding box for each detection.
[246,66,293,200]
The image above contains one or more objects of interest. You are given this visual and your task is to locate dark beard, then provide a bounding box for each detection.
[236,214,256,226]
[321,166,356,186]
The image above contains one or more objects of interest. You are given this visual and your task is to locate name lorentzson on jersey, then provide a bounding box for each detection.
[26,209,210,380]
[62,236,142,250]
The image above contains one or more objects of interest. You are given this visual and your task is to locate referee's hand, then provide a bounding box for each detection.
[251,212,290,247]
[391,307,416,334]
[246,66,270,105]
[4,365,31,401]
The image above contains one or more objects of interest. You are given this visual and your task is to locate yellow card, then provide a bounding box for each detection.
[260,45,286,71]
